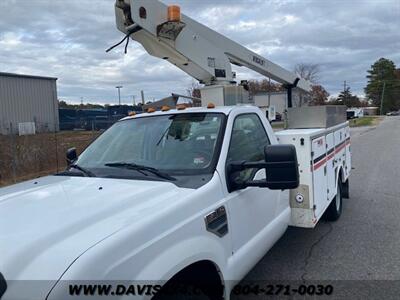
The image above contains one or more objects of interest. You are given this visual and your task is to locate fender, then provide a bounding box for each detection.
[47,234,227,300]
[136,235,226,286]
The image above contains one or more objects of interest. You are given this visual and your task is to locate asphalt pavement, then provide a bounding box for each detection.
[232,116,400,300]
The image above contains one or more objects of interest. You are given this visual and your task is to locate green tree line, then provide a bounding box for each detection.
[246,58,400,112]
[365,58,400,114]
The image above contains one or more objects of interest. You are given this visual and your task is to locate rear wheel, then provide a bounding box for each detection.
[325,180,342,221]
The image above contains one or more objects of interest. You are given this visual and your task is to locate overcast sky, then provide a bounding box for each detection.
[0,0,399,105]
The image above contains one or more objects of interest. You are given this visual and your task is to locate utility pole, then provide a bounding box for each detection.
[116,86,123,105]
[131,95,136,106]
[141,90,145,104]
[268,77,271,107]
[380,81,386,115]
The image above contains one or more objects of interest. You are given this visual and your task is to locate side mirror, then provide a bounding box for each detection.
[264,144,299,190]
[226,144,299,192]
[66,147,77,165]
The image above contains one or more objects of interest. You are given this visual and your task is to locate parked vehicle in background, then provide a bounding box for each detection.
[346,108,364,119]
[386,111,400,116]
[347,111,356,119]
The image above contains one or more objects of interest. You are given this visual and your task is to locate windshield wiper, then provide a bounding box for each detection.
[156,115,176,146]
[69,164,96,177]
[104,162,176,181]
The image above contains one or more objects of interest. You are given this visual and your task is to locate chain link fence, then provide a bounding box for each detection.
[0,120,117,187]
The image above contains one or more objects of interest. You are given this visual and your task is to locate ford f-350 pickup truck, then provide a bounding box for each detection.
[0,105,350,300]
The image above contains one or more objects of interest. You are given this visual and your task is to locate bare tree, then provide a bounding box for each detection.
[294,63,321,106]
[247,79,284,96]
[310,85,329,106]
[294,63,320,84]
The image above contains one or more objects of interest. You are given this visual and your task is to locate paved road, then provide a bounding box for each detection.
[232,116,400,299]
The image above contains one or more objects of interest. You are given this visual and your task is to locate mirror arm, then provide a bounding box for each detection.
[244,161,268,169]
[244,180,268,188]
[229,161,268,172]
[67,158,77,166]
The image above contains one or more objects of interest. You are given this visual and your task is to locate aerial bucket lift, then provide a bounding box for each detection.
[113,0,311,107]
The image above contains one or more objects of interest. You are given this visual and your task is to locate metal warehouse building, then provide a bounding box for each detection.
[0,72,59,135]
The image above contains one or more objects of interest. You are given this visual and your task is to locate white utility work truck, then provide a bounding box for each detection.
[0,105,351,300]
[0,1,351,299]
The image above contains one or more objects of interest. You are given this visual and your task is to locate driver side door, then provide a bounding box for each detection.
[225,113,281,253]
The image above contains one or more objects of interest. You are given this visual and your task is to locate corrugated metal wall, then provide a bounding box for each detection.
[0,74,59,134]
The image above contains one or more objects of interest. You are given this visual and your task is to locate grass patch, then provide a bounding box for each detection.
[271,121,285,129]
[0,131,101,187]
[349,116,383,127]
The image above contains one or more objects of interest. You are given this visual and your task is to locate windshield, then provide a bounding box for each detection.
[76,113,225,177]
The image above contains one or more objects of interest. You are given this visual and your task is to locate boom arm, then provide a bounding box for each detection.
[114,0,310,93]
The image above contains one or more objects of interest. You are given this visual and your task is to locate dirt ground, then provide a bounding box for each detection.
[0,130,101,187]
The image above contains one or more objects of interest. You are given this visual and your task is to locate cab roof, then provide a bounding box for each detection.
[120,105,258,121]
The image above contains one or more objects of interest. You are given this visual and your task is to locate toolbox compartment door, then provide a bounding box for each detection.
[311,135,328,219]
[334,127,347,178]
[326,133,336,201]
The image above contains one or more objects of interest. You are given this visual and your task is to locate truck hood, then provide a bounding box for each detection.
[0,176,192,297]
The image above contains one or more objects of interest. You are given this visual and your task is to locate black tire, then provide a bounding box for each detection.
[324,180,343,221]
[342,178,350,199]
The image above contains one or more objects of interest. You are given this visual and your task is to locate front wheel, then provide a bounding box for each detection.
[324,180,343,221]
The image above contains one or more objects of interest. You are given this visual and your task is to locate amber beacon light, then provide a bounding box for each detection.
[167,5,181,22]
